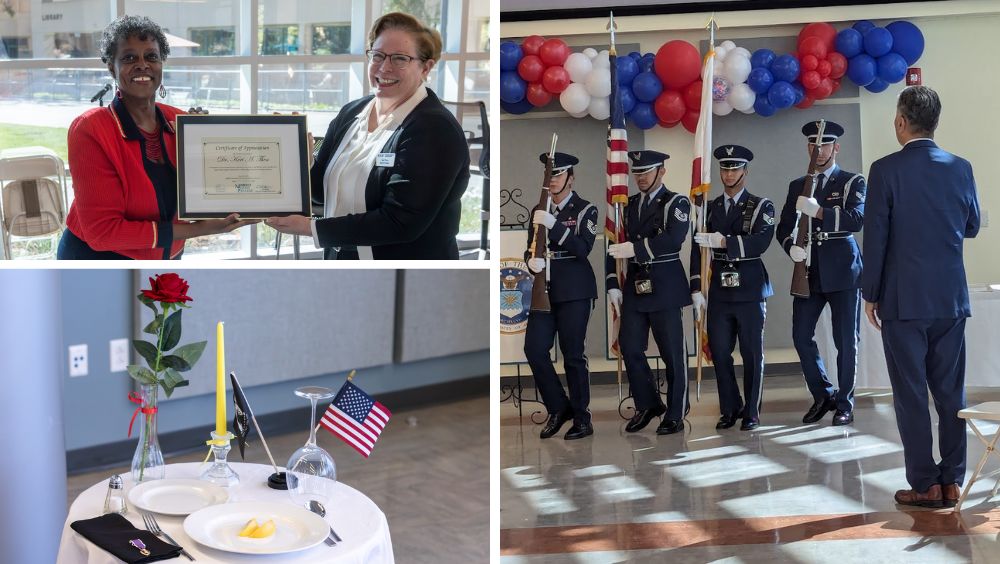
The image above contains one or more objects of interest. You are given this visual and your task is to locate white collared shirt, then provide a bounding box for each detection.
[551,191,575,213]
[639,184,664,210]
[311,86,430,257]
[724,187,745,213]
[904,137,934,146]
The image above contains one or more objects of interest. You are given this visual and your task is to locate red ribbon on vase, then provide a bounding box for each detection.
[127,391,159,438]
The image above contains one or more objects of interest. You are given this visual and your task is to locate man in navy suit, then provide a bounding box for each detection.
[523,152,600,441]
[606,150,692,435]
[691,145,775,431]
[862,86,980,508]
[776,121,866,426]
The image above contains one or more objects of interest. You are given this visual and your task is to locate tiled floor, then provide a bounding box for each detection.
[501,376,1000,563]
[69,395,489,563]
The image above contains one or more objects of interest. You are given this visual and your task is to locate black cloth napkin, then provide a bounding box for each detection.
[71,513,182,563]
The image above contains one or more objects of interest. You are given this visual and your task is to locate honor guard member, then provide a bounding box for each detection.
[690,145,775,431]
[523,152,600,441]
[776,121,866,427]
[606,150,693,435]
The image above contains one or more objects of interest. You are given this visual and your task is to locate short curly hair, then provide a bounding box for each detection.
[99,15,170,64]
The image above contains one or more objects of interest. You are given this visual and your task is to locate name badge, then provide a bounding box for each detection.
[376,153,396,167]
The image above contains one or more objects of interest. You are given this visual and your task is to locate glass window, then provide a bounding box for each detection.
[189,27,236,57]
[161,65,246,114]
[261,25,299,56]
[123,0,241,57]
[372,0,442,31]
[257,63,362,136]
[0,0,111,59]
[311,23,351,55]
[258,1,353,56]
[466,0,490,52]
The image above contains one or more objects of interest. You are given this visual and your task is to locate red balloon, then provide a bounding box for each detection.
[797,22,837,52]
[681,109,700,133]
[796,95,816,109]
[517,55,545,82]
[538,38,570,67]
[827,52,847,79]
[814,77,834,99]
[541,66,570,94]
[817,59,832,78]
[801,54,819,71]
[801,70,821,90]
[798,35,828,59]
[658,119,680,128]
[683,80,702,110]
[831,78,842,93]
[653,90,686,124]
[521,35,545,56]
[654,40,702,90]
[526,82,552,107]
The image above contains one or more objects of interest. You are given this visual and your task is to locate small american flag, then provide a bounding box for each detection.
[320,381,391,458]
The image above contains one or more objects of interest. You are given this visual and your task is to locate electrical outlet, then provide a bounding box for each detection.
[110,338,129,373]
[69,344,88,377]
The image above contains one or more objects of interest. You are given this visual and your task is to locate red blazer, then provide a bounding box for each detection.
[65,100,185,260]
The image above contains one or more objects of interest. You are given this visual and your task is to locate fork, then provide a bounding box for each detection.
[142,512,195,561]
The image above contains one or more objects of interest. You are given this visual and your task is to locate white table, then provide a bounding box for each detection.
[816,285,1000,389]
[57,462,394,563]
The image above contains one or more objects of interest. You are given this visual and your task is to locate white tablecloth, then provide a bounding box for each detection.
[57,462,394,563]
[817,285,1000,389]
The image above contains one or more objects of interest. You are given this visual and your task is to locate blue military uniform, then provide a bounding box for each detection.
[862,137,980,494]
[523,152,600,435]
[775,121,866,421]
[606,150,692,427]
[690,145,775,428]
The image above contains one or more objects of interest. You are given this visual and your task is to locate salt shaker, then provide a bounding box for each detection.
[103,474,128,515]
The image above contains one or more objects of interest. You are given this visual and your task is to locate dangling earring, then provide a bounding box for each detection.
[158,83,167,98]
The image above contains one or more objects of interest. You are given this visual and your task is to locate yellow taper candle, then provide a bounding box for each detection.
[216,321,225,435]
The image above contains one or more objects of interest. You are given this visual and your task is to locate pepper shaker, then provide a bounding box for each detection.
[103,474,128,515]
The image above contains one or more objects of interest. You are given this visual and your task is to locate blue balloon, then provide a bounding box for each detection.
[629,102,657,129]
[791,82,805,105]
[501,98,534,115]
[886,20,925,65]
[863,27,893,57]
[499,71,527,104]
[747,67,775,95]
[750,48,776,69]
[771,54,800,83]
[753,95,777,117]
[628,51,642,61]
[499,41,523,72]
[865,77,890,93]
[835,28,864,58]
[616,56,639,87]
[767,81,797,109]
[639,54,655,73]
[853,20,876,34]
[846,54,877,86]
[632,71,663,103]
[877,52,908,83]
[620,86,637,115]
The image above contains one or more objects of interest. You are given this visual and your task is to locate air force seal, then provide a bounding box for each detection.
[500,259,534,334]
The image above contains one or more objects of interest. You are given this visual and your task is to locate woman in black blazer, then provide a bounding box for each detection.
[266,12,469,259]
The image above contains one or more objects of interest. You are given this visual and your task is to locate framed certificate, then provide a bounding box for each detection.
[176,114,311,219]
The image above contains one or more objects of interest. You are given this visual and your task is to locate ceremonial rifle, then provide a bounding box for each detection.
[790,119,826,298]
[529,134,558,312]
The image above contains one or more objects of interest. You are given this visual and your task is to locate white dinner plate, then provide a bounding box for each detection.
[127,479,229,516]
[183,501,329,555]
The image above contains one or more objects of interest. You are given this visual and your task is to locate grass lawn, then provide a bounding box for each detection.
[0,123,68,163]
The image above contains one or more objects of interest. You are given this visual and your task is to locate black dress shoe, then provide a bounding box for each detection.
[539,410,572,439]
[716,413,739,429]
[832,409,854,426]
[656,419,684,435]
[564,422,594,440]
[625,404,666,433]
[740,416,760,431]
[802,397,836,424]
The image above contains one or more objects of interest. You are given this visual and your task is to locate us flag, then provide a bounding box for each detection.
[320,381,391,458]
[606,21,629,355]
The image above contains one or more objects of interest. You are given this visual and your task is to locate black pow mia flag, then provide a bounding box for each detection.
[230,372,255,460]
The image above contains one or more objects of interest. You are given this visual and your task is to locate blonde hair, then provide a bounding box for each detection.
[368,12,442,62]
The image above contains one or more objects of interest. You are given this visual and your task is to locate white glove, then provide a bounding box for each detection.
[694,232,726,248]
[608,289,623,317]
[796,196,821,218]
[789,245,807,263]
[533,209,556,229]
[607,242,636,259]
[691,292,706,321]
[527,257,545,273]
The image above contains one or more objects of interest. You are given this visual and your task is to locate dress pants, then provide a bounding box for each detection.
[792,287,860,411]
[707,300,767,419]
[523,299,594,426]
[619,306,688,420]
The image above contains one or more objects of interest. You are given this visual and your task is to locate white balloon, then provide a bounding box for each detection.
[588,95,610,120]
[560,83,591,115]
[720,40,737,51]
[582,47,598,59]
[593,50,611,69]
[564,52,593,84]
[731,47,752,61]
[570,109,589,118]
[740,104,756,114]
[713,59,726,77]
[584,68,612,98]
[724,55,752,83]
[715,45,729,62]
[713,99,733,116]
[728,82,756,112]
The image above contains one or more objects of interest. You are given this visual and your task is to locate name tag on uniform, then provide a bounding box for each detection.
[376,153,396,167]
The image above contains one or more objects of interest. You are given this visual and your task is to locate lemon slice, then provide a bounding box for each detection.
[238,518,259,537]
[249,519,276,538]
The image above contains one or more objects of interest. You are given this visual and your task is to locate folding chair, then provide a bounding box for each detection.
[0,147,68,260]
[954,402,1000,511]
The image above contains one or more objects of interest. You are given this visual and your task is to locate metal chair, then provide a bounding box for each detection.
[0,147,68,259]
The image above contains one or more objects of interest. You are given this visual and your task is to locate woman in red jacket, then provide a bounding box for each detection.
[58,15,253,260]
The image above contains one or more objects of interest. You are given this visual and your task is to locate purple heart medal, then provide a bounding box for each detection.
[129,538,151,556]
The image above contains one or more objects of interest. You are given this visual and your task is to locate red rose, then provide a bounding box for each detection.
[141,273,193,303]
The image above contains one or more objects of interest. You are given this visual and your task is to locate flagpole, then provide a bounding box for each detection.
[695,15,718,401]
[607,10,626,405]
[314,370,357,435]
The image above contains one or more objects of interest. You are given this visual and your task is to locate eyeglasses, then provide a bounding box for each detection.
[365,50,423,68]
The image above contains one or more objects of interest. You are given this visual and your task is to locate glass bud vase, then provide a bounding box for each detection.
[131,383,165,482]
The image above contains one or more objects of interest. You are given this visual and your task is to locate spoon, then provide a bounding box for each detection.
[308,500,343,544]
